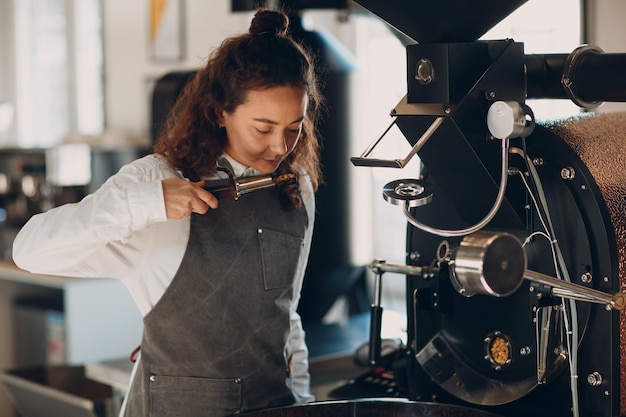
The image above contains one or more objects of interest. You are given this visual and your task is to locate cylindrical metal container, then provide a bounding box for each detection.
[542,111,626,415]
[452,231,526,297]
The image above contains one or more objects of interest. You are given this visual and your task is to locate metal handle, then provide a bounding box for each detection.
[350,115,444,168]
[525,269,626,311]
[369,304,383,365]
[203,172,297,201]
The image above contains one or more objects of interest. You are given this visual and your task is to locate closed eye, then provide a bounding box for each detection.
[289,124,303,134]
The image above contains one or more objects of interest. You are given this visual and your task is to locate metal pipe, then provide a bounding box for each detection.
[525,47,626,105]
[203,173,297,200]
[369,259,425,276]
[525,269,626,310]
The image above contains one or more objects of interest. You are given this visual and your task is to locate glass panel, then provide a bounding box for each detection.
[74,0,104,134]
[13,0,103,148]
[15,0,69,147]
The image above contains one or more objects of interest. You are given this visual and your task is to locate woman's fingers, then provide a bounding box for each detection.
[162,178,219,219]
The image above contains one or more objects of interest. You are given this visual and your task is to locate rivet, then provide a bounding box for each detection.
[587,372,603,387]
[561,167,575,180]
[149,375,156,382]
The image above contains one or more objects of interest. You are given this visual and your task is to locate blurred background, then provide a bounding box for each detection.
[0,1,625,416]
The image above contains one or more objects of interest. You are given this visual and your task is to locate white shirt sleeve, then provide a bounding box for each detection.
[12,154,172,277]
[288,174,316,403]
[289,312,315,403]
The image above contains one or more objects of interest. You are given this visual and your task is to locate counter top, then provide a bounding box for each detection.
[0,260,76,288]
[84,358,134,391]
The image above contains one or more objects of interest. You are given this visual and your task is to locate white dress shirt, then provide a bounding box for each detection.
[12,152,316,403]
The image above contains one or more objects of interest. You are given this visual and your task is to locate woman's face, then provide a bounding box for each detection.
[220,86,308,174]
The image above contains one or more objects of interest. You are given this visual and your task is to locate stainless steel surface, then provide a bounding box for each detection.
[382,179,434,208]
[204,171,298,200]
[452,231,526,297]
[368,260,425,277]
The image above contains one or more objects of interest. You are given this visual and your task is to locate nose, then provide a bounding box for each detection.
[269,131,288,156]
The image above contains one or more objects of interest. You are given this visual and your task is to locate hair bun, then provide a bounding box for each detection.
[249,9,289,37]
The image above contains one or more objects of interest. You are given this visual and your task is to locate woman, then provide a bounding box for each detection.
[13,8,323,417]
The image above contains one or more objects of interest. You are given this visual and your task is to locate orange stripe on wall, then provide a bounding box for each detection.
[150,0,168,41]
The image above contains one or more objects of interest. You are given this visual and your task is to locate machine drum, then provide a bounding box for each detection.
[408,112,626,416]
[239,399,506,417]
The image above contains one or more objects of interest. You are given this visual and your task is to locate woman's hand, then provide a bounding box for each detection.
[162,178,218,219]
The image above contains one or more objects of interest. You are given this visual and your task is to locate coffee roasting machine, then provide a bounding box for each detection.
[340,1,626,417]
[151,1,626,416]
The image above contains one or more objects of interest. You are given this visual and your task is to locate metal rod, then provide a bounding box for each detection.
[525,269,626,310]
[398,116,444,166]
[369,259,424,276]
[551,288,610,305]
[366,259,427,366]
[236,176,275,196]
[373,272,382,307]
[358,116,398,158]
[369,272,383,365]
[350,116,444,168]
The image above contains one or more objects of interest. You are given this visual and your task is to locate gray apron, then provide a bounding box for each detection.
[125,187,308,417]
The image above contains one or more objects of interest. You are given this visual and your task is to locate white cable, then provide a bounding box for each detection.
[511,145,580,417]
[402,138,510,237]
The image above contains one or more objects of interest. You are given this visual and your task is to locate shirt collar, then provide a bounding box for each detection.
[220,153,261,178]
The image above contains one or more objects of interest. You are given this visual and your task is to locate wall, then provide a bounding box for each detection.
[102,1,255,145]
[99,0,626,147]
[0,1,15,142]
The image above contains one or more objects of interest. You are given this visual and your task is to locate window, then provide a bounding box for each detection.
[9,0,104,148]
[483,0,582,119]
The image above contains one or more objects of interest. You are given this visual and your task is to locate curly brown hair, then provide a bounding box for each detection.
[153,8,323,208]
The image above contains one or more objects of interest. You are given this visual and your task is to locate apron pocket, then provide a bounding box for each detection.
[149,374,242,417]
[258,227,304,290]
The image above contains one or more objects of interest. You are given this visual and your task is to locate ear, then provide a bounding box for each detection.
[215,109,226,128]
